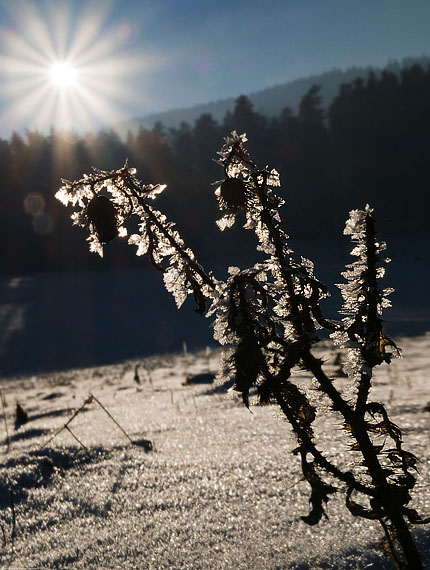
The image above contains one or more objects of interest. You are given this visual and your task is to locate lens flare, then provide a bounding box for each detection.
[24,193,45,216]
[33,213,53,236]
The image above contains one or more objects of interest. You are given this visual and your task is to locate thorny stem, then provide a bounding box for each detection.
[124,174,217,291]
[253,172,339,338]
[308,351,422,564]
[253,172,358,419]
[271,382,372,496]
[386,514,423,569]
[303,343,422,565]
[355,370,373,419]
[252,172,423,568]
[258,351,372,496]
[253,171,306,336]
[125,153,423,568]
[355,213,379,417]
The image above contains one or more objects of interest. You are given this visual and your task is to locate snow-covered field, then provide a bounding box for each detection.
[0,237,429,569]
[1,335,429,569]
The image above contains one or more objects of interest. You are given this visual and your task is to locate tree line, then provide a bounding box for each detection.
[2,63,429,275]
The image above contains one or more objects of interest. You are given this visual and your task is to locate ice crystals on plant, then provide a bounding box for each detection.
[331,205,399,381]
[55,163,165,257]
[56,162,221,315]
[214,131,257,229]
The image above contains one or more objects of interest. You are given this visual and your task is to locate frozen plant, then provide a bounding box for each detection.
[56,132,428,569]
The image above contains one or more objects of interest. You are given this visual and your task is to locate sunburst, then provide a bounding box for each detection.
[0,1,162,135]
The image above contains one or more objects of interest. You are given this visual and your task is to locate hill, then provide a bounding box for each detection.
[116,56,430,134]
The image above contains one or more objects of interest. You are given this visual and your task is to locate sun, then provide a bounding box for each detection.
[0,1,159,134]
[49,62,78,89]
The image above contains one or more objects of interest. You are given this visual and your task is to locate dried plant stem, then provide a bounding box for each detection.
[89,393,134,445]
[64,425,88,450]
[285,477,305,492]
[0,520,6,548]
[9,491,15,547]
[0,491,16,560]
[43,393,140,449]
[270,381,370,495]
[0,387,10,451]
[43,395,93,448]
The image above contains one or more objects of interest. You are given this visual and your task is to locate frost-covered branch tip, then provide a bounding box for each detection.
[55,164,166,257]
[331,204,399,383]
[55,163,217,312]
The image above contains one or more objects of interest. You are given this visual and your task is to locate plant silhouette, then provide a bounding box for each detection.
[56,131,428,569]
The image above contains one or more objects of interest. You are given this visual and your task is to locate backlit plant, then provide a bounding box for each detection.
[56,131,428,569]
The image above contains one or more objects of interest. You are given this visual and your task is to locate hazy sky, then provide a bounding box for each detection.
[0,0,429,136]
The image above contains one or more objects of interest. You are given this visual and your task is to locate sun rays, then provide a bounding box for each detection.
[0,1,159,135]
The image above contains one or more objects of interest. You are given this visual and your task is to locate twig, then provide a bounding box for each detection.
[143,365,153,386]
[0,387,10,451]
[64,425,88,451]
[42,395,93,448]
[286,477,305,492]
[10,490,15,551]
[133,364,141,385]
[90,393,134,445]
[0,519,6,548]
[42,393,148,450]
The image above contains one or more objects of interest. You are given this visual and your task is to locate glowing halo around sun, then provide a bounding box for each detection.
[0,1,163,135]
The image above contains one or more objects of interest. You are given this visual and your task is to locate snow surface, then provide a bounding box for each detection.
[1,336,429,569]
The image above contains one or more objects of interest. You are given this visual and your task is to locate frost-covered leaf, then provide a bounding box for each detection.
[216,214,236,231]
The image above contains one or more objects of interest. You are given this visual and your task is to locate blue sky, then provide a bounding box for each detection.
[0,0,429,135]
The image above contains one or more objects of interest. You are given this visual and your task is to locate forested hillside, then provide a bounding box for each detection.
[118,56,430,132]
[2,63,429,275]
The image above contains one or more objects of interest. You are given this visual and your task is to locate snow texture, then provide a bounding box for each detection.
[0,336,429,569]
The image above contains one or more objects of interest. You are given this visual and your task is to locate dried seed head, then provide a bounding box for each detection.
[219,177,247,209]
[86,195,118,243]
